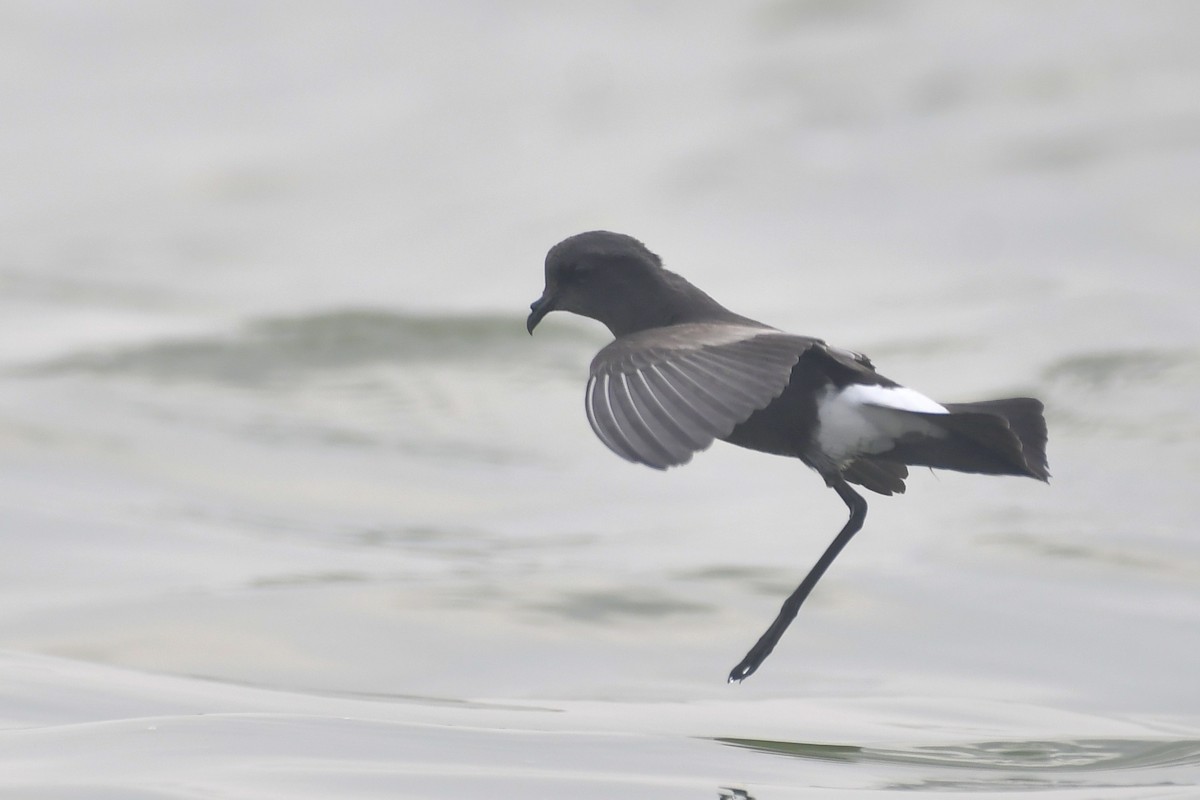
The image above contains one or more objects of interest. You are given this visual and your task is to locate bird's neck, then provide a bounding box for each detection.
[604,270,761,337]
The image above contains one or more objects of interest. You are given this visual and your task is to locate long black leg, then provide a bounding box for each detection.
[727,479,868,683]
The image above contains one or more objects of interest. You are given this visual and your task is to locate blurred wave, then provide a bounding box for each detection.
[979,531,1200,582]
[527,587,714,623]
[1042,346,1200,439]
[717,735,1200,791]
[19,309,598,386]
[1042,348,1198,390]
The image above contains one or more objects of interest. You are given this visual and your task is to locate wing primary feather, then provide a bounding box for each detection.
[585,375,633,461]
[586,374,643,464]
[600,373,655,464]
[694,345,796,384]
[641,365,721,446]
[673,352,766,408]
[624,369,700,459]
[607,372,674,468]
[686,353,784,396]
[698,351,792,403]
[655,360,744,421]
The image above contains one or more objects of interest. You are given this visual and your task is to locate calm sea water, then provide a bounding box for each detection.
[2,2,1198,797]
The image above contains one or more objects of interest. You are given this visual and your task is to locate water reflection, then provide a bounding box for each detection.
[716,736,1200,792]
[719,735,1200,771]
[717,787,755,800]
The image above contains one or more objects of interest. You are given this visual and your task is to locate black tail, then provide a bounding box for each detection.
[877,397,1049,481]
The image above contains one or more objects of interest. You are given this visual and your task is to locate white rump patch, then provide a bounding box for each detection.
[839,384,948,415]
[815,384,948,463]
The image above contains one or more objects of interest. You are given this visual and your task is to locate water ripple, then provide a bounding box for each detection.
[18,308,599,386]
[716,735,1200,773]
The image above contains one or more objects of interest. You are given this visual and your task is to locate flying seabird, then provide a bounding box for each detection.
[526,230,1049,682]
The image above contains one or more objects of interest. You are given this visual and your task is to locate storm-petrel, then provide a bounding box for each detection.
[527,230,1048,682]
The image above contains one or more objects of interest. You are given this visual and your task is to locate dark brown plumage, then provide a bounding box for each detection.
[528,231,1048,681]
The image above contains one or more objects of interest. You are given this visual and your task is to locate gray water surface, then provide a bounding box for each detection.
[2,2,1198,797]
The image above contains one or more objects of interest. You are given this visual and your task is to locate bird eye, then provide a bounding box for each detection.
[558,261,588,282]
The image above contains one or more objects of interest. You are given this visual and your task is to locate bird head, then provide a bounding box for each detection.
[526,231,669,337]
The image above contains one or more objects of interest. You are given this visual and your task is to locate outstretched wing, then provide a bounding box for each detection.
[584,324,816,469]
